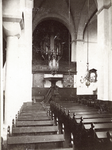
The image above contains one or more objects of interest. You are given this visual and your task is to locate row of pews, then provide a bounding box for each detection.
[50,100,112,150]
[5,102,74,150]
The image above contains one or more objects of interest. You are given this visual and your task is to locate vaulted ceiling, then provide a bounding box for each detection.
[32,0,97,74]
[33,0,97,39]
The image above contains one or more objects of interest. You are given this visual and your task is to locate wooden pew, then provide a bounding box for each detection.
[16,120,54,127]
[50,101,112,150]
[21,107,45,112]
[66,110,98,115]
[21,108,45,112]
[35,148,73,150]
[52,103,111,124]
[20,111,47,116]
[56,103,98,113]
[21,105,43,109]
[18,113,48,118]
[7,134,65,150]
[96,131,112,139]
[73,113,112,119]
[17,108,51,119]
[12,126,59,135]
[17,116,51,121]
[21,106,44,110]
[76,117,112,124]
[64,107,97,111]
[84,123,112,150]
[26,148,73,150]
[84,122,112,130]
[50,101,112,122]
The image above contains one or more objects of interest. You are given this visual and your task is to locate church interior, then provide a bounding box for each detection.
[1,0,112,150]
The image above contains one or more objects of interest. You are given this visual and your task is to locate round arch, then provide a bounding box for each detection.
[77,0,97,40]
[33,13,76,40]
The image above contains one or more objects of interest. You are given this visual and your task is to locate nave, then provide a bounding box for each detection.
[1,98,112,150]
[2,1,112,149]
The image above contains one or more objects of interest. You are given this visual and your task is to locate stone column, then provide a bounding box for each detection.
[5,36,20,131]
[76,40,86,94]
[71,35,77,90]
[71,41,76,62]
[0,1,3,138]
[3,21,22,140]
[21,0,33,102]
[108,3,112,101]
[97,0,112,100]
[2,0,33,140]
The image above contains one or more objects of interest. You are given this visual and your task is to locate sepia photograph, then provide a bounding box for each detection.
[1,0,112,150]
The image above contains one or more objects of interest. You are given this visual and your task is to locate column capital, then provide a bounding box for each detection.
[3,12,24,38]
[3,0,24,38]
[97,0,112,15]
[3,21,21,38]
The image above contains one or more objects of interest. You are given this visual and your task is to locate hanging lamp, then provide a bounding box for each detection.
[80,0,97,87]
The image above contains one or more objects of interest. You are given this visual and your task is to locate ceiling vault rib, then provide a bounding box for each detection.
[65,0,76,35]
[83,9,97,39]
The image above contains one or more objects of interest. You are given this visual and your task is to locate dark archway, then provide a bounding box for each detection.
[33,20,71,64]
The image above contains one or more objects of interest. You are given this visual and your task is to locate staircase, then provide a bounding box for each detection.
[44,88,52,103]
[6,102,73,150]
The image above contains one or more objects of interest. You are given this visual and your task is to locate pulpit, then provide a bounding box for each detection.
[44,77,63,101]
